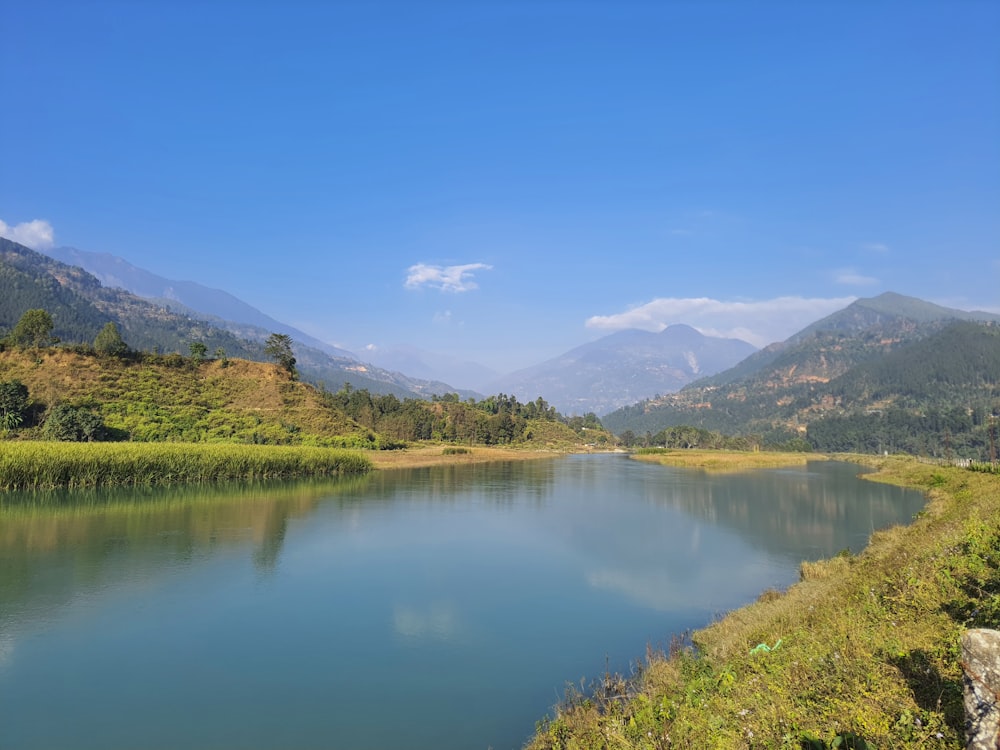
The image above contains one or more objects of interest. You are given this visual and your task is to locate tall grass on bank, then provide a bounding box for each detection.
[0,441,373,490]
[528,456,1000,750]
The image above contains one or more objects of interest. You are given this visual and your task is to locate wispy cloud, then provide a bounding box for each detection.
[405,262,492,293]
[585,295,856,348]
[432,310,453,324]
[862,242,890,254]
[834,268,880,286]
[0,218,55,250]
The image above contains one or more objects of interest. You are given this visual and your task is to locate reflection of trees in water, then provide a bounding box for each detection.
[0,475,370,626]
[360,459,558,507]
[646,461,926,559]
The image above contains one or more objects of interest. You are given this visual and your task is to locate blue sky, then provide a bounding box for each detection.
[2,1,998,375]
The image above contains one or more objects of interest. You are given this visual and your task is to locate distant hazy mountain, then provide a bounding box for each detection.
[488,324,757,416]
[42,245,357,360]
[602,292,1000,455]
[362,344,496,393]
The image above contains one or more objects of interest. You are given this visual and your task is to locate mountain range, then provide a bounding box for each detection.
[487,325,756,416]
[0,237,470,399]
[25,241,757,413]
[7,237,999,455]
[602,293,1000,458]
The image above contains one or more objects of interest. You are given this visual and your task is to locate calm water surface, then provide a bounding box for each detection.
[0,455,926,749]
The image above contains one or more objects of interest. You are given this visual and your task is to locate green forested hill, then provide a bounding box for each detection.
[0,238,114,343]
[2,237,479,399]
[1,236,265,359]
[603,294,1000,459]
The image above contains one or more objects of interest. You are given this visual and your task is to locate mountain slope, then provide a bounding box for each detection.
[2,237,264,359]
[489,324,756,416]
[602,293,1000,456]
[43,245,358,359]
[0,348,371,445]
[5,238,473,399]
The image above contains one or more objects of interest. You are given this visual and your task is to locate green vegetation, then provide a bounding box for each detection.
[527,457,1000,749]
[93,321,129,357]
[0,441,372,490]
[5,308,58,349]
[605,320,1000,459]
[0,341,609,452]
[325,386,610,447]
[265,332,297,377]
[0,348,374,446]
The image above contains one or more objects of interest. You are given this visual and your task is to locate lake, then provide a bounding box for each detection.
[0,454,926,750]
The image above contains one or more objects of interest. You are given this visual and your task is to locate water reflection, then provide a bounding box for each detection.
[0,455,927,750]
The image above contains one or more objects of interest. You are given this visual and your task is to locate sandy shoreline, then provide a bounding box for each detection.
[366,444,587,470]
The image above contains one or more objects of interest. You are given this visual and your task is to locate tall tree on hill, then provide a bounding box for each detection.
[6,308,57,349]
[94,322,129,357]
[265,333,297,377]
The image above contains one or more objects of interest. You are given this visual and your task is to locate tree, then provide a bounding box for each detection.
[0,380,29,431]
[44,404,107,441]
[189,341,208,362]
[7,308,57,349]
[264,333,297,376]
[94,322,129,356]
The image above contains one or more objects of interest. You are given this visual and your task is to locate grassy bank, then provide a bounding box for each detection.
[631,448,819,472]
[528,456,999,749]
[0,441,372,490]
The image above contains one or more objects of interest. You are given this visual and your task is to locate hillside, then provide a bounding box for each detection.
[0,349,373,446]
[42,245,358,360]
[2,237,475,399]
[489,324,756,416]
[602,294,1000,458]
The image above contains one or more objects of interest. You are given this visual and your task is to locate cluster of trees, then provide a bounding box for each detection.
[807,406,1000,460]
[325,386,595,446]
[618,425,780,452]
[0,378,112,441]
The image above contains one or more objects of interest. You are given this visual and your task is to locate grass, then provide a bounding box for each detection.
[527,455,1000,749]
[0,441,373,490]
[0,350,373,446]
[631,448,820,472]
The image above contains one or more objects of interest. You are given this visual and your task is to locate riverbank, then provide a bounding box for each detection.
[0,441,372,490]
[630,447,821,472]
[527,455,999,749]
[367,443,577,470]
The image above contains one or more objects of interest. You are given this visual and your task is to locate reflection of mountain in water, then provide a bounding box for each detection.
[649,461,927,560]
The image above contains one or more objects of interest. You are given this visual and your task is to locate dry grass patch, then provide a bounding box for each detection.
[632,448,821,472]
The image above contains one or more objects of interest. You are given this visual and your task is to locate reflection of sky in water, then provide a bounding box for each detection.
[0,456,926,750]
[393,601,461,641]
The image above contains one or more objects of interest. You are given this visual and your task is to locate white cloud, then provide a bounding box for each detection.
[432,310,453,324]
[834,268,880,286]
[404,262,492,293]
[0,218,55,250]
[585,295,857,348]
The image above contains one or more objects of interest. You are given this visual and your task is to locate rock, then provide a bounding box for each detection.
[962,628,1000,749]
